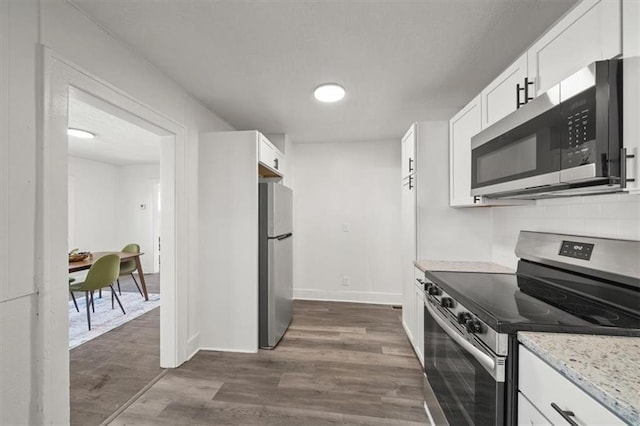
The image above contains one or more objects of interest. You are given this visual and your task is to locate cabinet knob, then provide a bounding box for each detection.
[440,297,454,308]
[427,285,441,296]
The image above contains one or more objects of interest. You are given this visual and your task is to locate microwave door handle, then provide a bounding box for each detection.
[425,300,496,375]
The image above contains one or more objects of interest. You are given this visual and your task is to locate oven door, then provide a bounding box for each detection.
[423,298,505,425]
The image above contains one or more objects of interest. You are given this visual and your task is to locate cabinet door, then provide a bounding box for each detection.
[401,176,417,339]
[273,150,285,175]
[449,95,481,207]
[259,136,275,166]
[623,0,640,193]
[258,134,284,177]
[401,124,416,180]
[481,53,528,129]
[413,281,424,366]
[528,0,622,97]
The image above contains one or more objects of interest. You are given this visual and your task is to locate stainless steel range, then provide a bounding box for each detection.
[421,231,640,425]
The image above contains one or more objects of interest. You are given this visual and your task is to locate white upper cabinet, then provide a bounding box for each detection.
[481,53,528,129]
[623,0,640,193]
[527,0,622,97]
[449,95,481,207]
[449,0,626,205]
[258,133,284,177]
[401,124,417,180]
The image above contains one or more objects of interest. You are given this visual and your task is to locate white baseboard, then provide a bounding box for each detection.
[198,346,258,354]
[293,289,402,305]
[187,332,200,360]
[402,319,414,342]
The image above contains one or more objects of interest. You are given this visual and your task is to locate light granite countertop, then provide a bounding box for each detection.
[518,332,640,425]
[414,260,514,274]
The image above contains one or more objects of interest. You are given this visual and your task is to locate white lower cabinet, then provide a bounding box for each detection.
[518,345,625,425]
[413,275,424,365]
[403,267,424,367]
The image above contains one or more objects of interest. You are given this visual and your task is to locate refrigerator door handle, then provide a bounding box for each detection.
[271,233,293,241]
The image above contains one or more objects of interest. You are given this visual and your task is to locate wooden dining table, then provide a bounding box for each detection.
[69,251,149,301]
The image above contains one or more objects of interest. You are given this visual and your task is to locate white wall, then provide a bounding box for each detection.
[293,140,402,304]
[67,157,120,253]
[0,2,42,425]
[67,159,161,274]
[117,164,161,273]
[415,121,493,261]
[1,0,235,423]
[492,193,640,268]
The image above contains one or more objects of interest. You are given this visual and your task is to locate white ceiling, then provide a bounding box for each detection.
[68,97,161,166]
[70,0,578,144]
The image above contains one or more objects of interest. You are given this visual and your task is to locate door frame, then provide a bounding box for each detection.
[38,46,188,423]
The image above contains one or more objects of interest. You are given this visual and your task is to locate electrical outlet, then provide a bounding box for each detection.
[342,276,350,286]
[342,223,350,232]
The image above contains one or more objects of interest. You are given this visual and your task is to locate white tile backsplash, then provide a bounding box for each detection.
[601,201,640,220]
[567,203,601,218]
[491,193,640,267]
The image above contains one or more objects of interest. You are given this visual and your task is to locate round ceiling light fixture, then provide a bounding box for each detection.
[313,83,346,103]
[67,128,95,139]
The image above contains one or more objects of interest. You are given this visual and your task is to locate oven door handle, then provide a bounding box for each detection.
[425,300,496,376]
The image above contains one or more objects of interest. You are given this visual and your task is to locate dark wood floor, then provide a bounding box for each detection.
[70,274,161,426]
[109,300,427,425]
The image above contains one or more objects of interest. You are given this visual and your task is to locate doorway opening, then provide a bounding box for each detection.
[40,49,188,424]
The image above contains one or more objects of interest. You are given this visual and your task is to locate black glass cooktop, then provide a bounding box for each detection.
[424,267,640,335]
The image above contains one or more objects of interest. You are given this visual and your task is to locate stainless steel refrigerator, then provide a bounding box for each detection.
[259,182,293,349]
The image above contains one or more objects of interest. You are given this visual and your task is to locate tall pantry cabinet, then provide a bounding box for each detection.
[401,124,419,360]
[401,122,493,365]
[198,130,285,354]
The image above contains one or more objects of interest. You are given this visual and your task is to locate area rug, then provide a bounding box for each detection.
[69,292,160,349]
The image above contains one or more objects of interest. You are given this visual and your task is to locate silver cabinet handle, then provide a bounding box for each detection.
[425,300,498,378]
[551,403,579,426]
[621,147,636,189]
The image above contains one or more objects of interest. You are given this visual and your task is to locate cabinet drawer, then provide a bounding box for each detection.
[518,392,551,426]
[519,346,624,425]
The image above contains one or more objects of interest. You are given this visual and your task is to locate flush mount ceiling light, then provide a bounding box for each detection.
[67,128,95,139]
[313,83,346,103]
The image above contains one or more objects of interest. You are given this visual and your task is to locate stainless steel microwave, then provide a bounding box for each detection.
[470,59,625,199]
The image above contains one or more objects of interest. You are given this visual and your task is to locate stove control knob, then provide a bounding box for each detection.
[457,312,472,325]
[465,318,483,334]
[427,285,441,296]
[440,297,454,308]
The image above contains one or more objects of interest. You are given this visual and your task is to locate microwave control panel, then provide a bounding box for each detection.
[563,89,596,168]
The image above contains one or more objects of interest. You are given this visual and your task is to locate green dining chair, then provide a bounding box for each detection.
[69,253,124,330]
[69,277,79,313]
[116,243,143,297]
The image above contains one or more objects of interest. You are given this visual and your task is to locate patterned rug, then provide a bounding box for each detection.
[69,291,160,349]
